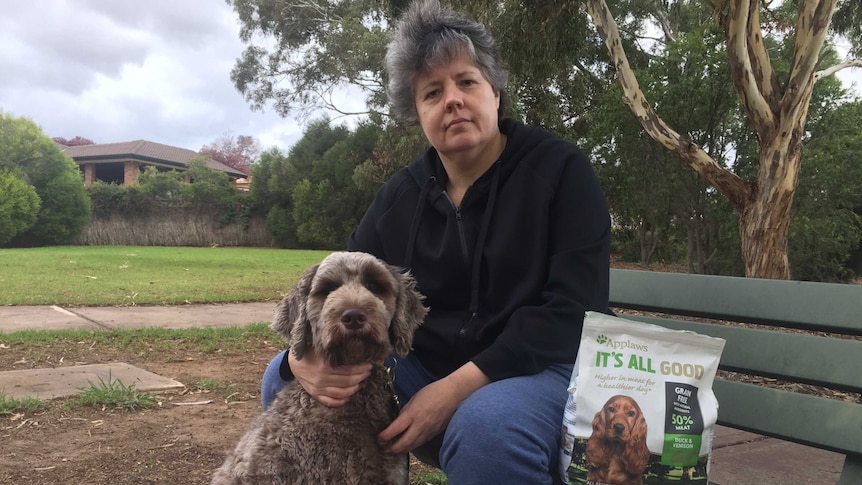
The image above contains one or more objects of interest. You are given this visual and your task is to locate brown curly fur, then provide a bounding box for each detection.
[585,395,650,485]
[211,252,428,485]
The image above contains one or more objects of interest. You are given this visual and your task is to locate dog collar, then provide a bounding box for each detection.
[372,358,400,416]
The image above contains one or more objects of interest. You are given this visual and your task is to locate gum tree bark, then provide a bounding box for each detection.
[580,0,844,279]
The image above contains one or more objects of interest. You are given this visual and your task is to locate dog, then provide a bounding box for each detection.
[585,395,650,485]
[211,252,428,485]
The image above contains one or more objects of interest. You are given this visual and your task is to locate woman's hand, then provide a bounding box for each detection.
[378,362,489,454]
[287,349,371,407]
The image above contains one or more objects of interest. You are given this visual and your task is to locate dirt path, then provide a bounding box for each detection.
[1,340,272,485]
[1,334,444,485]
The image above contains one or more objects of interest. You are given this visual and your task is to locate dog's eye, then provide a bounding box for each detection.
[313,282,339,297]
[364,281,387,295]
[628,410,636,417]
[607,406,616,413]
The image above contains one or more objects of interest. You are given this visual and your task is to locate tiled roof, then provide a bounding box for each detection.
[62,140,246,177]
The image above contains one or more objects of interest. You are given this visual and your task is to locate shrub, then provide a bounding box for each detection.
[137,166,184,200]
[0,112,91,246]
[0,171,41,245]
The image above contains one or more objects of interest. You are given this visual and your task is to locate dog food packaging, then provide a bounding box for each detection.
[559,311,725,485]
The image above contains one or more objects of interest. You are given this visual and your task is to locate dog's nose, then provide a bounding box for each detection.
[340,309,367,330]
[613,423,625,435]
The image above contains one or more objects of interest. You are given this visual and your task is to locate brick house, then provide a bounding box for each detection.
[61,140,247,186]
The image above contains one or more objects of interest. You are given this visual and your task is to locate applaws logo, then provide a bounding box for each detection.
[596,334,649,352]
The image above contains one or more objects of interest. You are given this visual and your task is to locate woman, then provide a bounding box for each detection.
[262,1,611,483]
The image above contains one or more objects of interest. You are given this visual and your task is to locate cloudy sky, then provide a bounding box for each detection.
[0,0,365,153]
[1,1,859,155]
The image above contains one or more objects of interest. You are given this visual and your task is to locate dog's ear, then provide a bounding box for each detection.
[623,403,651,474]
[586,406,610,467]
[271,263,318,360]
[387,265,428,357]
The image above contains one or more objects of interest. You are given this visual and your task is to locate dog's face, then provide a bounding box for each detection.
[593,395,646,442]
[272,252,427,367]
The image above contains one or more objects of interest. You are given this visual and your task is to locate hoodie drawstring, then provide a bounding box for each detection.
[404,162,501,321]
[404,176,436,269]
[468,162,501,316]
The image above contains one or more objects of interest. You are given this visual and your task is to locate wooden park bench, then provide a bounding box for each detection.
[609,269,862,485]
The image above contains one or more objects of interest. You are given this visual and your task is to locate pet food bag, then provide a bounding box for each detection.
[559,312,726,485]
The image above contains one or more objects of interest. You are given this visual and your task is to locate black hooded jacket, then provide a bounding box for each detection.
[347,118,611,381]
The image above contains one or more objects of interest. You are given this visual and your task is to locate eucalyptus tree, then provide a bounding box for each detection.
[580,0,862,279]
[588,12,745,272]
[227,0,393,119]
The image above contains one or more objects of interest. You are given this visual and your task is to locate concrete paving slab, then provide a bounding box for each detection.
[0,305,103,331]
[708,430,844,485]
[711,425,765,448]
[74,302,276,329]
[0,362,184,400]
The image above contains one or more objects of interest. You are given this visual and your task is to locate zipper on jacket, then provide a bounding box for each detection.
[455,162,501,343]
[458,312,478,338]
[445,192,470,262]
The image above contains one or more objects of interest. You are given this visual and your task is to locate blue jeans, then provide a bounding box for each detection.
[262,350,569,485]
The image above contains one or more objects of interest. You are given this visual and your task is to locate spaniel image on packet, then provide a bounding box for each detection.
[559,311,726,485]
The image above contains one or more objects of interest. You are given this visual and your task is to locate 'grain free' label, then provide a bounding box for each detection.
[661,382,703,466]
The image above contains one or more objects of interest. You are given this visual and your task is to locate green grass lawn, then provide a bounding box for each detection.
[0,246,332,306]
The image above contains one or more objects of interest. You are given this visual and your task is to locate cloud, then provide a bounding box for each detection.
[0,0,308,152]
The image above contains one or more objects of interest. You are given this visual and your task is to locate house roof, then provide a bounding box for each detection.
[62,140,246,178]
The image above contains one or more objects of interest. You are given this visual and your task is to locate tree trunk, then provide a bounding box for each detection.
[738,125,805,279]
[580,0,838,279]
[739,199,791,279]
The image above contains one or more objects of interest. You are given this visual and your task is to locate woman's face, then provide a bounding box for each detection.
[413,50,501,164]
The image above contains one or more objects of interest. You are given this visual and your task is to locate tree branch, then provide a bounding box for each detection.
[744,0,781,109]
[580,0,751,209]
[652,1,676,43]
[726,0,776,132]
[784,0,838,112]
[815,59,862,80]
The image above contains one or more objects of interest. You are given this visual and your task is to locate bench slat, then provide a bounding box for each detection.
[619,314,862,394]
[609,269,862,335]
[839,454,862,485]
[713,380,862,455]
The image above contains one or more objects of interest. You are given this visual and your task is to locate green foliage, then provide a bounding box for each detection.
[227,0,389,118]
[71,374,157,411]
[292,179,342,248]
[0,391,48,416]
[85,181,151,214]
[86,158,255,231]
[586,20,743,273]
[186,378,230,392]
[265,205,299,248]
[0,112,91,247]
[181,158,236,204]
[251,119,353,248]
[136,166,184,199]
[409,467,448,484]
[251,118,380,249]
[353,124,427,194]
[789,101,862,281]
[0,171,41,246]
[832,0,862,56]
[226,1,861,279]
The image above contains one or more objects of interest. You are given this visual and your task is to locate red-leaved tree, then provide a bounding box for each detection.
[200,133,262,175]
[52,136,95,146]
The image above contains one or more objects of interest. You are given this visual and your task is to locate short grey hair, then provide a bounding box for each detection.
[385,0,509,125]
